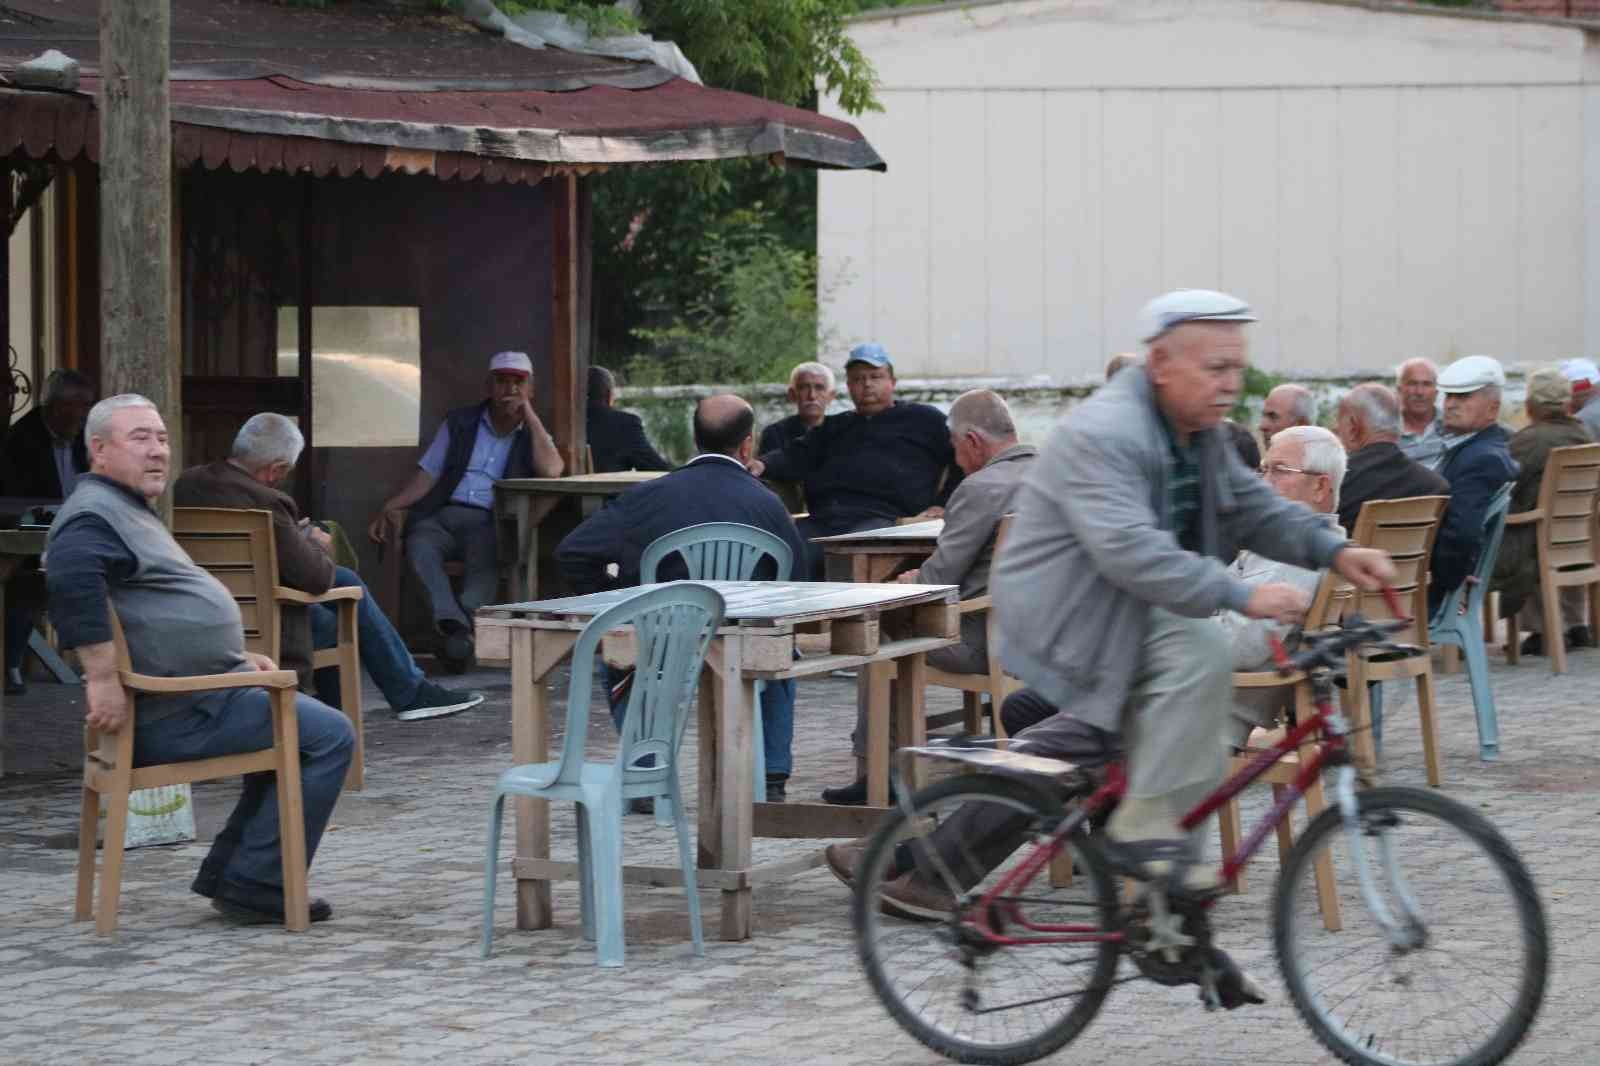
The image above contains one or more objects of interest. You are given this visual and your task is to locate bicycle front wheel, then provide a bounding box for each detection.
[853,773,1120,1066]
[1274,786,1548,1066]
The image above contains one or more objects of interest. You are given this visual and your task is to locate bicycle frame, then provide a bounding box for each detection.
[962,672,1351,947]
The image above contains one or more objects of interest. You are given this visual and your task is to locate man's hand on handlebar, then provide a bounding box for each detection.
[1333,546,1396,591]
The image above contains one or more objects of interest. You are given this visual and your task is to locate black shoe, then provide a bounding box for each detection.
[1520,633,1545,657]
[628,797,655,816]
[1206,947,1268,1010]
[212,894,332,925]
[1568,625,1595,649]
[765,774,788,803]
[4,666,24,696]
[437,620,475,674]
[822,776,868,806]
[395,682,484,722]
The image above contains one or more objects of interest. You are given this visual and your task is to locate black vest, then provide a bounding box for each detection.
[410,403,535,523]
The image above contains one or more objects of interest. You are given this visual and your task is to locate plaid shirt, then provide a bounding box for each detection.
[1162,420,1202,553]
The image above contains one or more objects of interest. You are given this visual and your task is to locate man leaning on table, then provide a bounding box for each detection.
[820,389,1036,807]
[47,394,353,925]
[367,350,563,672]
[556,395,808,803]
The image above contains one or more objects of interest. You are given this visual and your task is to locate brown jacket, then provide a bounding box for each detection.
[173,460,336,683]
[1491,416,1595,617]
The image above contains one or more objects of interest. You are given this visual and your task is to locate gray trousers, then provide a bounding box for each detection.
[406,505,499,630]
[917,608,1233,888]
[1519,586,1589,635]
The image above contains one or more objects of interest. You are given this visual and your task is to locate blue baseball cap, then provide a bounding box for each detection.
[846,342,894,372]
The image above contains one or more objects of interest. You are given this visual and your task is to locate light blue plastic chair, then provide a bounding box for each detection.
[481,582,725,967]
[1379,483,1512,762]
[640,522,794,813]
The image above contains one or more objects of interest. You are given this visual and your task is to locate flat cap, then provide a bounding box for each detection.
[1137,289,1257,343]
[1526,366,1572,410]
[1437,355,1505,394]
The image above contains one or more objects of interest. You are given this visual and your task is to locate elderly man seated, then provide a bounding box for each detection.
[367,350,564,671]
[749,344,960,579]
[1396,358,1445,467]
[1431,356,1519,613]
[821,389,1037,806]
[991,426,1347,740]
[1333,382,1449,534]
[47,395,354,924]
[1258,383,1315,448]
[760,361,837,453]
[176,414,484,722]
[1,368,95,694]
[585,366,670,473]
[1492,367,1595,655]
[1562,358,1600,441]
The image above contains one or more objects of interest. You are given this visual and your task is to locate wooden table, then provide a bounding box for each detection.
[0,529,46,776]
[494,472,667,601]
[475,579,959,940]
[814,518,943,582]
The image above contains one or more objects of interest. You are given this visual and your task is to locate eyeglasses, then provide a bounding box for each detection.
[1259,463,1315,478]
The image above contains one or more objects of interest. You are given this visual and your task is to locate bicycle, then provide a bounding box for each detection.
[852,597,1550,1066]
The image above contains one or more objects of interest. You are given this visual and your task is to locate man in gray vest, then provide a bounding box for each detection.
[47,395,355,925]
[368,350,565,671]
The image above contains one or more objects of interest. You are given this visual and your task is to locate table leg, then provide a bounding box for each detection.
[0,568,7,778]
[861,660,894,806]
[512,628,551,929]
[700,634,756,940]
[890,652,928,794]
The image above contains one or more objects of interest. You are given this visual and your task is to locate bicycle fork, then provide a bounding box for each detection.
[1335,766,1427,951]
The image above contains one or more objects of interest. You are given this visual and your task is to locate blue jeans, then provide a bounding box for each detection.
[605,666,794,777]
[309,565,424,711]
[134,687,354,898]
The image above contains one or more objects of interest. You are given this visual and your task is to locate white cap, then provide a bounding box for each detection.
[1559,358,1599,388]
[1437,355,1506,394]
[1137,289,1257,343]
[489,350,532,377]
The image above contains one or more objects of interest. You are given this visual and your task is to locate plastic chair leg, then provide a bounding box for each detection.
[576,802,596,942]
[752,679,767,806]
[481,793,506,958]
[1461,635,1499,761]
[1368,681,1384,759]
[669,776,705,958]
[588,790,627,967]
[74,784,98,922]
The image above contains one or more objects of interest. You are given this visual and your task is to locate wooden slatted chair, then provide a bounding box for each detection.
[1502,443,1600,676]
[1217,569,1341,931]
[76,612,310,935]
[173,508,365,790]
[1339,495,1449,785]
[923,515,1022,740]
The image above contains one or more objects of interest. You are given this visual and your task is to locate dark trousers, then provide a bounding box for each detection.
[308,564,425,711]
[134,687,354,901]
[796,513,896,581]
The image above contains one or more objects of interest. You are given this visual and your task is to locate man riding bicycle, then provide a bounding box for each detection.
[829,290,1395,1004]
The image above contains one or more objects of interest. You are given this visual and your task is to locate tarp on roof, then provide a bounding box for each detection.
[0,0,884,175]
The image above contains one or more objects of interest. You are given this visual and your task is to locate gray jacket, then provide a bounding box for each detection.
[992,368,1347,733]
[920,443,1037,659]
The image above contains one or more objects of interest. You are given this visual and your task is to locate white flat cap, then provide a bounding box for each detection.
[1437,355,1505,394]
[489,350,533,377]
[1137,289,1257,343]
[1559,357,1599,387]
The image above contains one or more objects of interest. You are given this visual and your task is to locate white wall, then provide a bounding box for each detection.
[819,0,1597,383]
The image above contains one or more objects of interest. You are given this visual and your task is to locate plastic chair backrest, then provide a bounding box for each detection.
[1431,483,1513,628]
[172,507,281,661]
[1340,495,1448,646]
[639,522,793,584]
[552,583,725,786]
[1534,443,1600,570]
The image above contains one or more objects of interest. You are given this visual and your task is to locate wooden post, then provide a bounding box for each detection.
[550,172,583,474]
[99,0,177,487]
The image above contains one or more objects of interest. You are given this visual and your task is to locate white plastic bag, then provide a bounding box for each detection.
[122,784,197,849]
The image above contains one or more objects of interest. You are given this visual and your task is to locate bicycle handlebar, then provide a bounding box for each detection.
[1268,583,1415,675]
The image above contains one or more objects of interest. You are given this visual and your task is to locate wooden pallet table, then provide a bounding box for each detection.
[813,518,943,583]
[493,472,667,600]
[476,579,959,941]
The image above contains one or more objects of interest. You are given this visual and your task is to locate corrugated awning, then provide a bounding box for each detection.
[0,0,884,178]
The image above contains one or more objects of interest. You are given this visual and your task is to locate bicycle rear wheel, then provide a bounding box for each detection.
[853,773,1119,1066]
[1274,786,1548,1066]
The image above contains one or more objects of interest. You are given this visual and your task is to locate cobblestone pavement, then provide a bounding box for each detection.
[1,646,1595,1066]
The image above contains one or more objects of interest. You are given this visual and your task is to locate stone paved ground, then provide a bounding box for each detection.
[1,646,1596,1066]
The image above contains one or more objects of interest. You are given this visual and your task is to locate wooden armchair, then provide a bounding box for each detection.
[76,612,310,935]
[1502,443,1600,675]
[173,508,365,790]
[924,516,1022,739]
